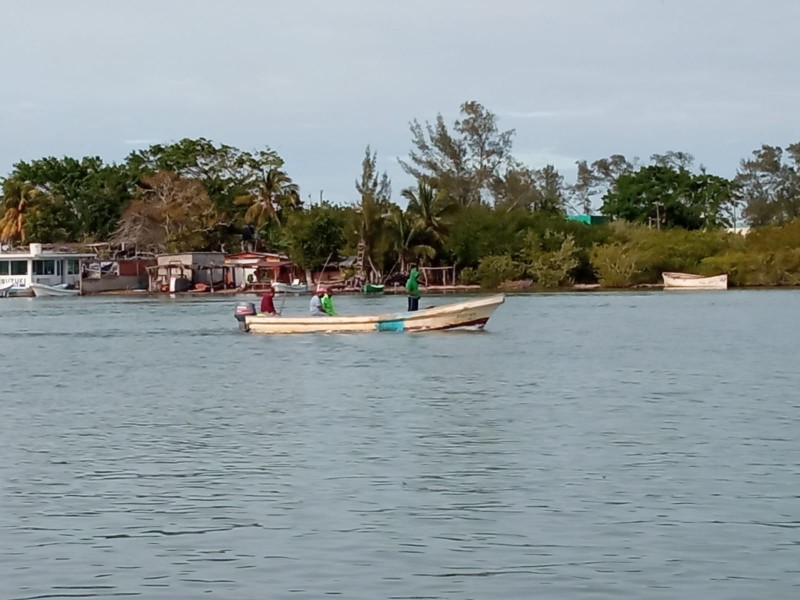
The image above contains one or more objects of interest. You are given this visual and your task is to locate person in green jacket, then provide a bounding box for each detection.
[405,265,421,311]
[321,288,335,316]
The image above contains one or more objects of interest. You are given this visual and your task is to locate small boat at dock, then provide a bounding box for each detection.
[362,283,385,294]
[662,272,728,290]
[234,294,505,334]
[31,282,81,297]
[0,281,14,297]
[272,279,308,294]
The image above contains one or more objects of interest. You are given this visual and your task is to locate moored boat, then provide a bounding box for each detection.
[272,279,308,294]
[662,272,728,290]
[362,283,385,294]
[0,281,13,297]
[235,294,505,334]
[31,282,81,297]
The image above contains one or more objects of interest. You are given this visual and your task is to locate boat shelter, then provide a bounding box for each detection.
[147,252,231,292]
[223,251,300,289]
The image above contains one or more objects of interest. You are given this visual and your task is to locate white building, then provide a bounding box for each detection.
[0,243,95,295]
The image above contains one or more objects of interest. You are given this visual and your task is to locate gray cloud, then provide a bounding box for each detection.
[1,0,798,203]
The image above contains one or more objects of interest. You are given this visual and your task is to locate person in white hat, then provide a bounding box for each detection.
[309,287,327,316]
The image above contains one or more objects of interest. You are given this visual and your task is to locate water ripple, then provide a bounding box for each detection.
[2,292,800,598]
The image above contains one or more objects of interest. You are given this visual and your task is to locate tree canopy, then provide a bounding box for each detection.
[1,100,799,289]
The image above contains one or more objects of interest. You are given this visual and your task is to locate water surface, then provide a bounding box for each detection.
[1,291,799,599]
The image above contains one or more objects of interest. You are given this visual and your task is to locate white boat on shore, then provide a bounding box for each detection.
[272,279,308,294]
[235,294,505,334]
[30,282,81,297]
[662,272,728,290]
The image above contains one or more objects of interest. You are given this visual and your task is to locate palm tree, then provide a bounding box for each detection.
[235,167,299,229]
[401,181,455,251]
[0,179,40,245]
[355,197,390,282]
[386,207,434,273]
[354,146,393,282]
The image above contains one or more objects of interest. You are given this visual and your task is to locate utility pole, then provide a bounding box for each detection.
[319,190,324,205]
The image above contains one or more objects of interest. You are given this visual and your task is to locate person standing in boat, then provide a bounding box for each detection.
[260,284,278,316]
[321,288,335,316]
[405,265,421,311]
[309,287,327,316]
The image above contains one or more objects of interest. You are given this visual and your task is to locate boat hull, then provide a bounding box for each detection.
[0,282,13,298]
[243,294,505,334]
[30,283,80,297]
[662,272,728,290]
[362,284,385,294]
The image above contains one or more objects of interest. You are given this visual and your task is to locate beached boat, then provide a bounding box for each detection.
[235,294,505,334]
[662,272,728,290]
[272,279,308,294]
[362,283,385,294]
[30,282,81,297]
[0,281,13,297]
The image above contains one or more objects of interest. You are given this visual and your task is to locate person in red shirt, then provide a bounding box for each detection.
[260,285,278,315]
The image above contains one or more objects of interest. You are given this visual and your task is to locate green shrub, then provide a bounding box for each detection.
[590,241,643,287]
[525,232,580,288]
[459,266,479,285]
[476,254,523,289]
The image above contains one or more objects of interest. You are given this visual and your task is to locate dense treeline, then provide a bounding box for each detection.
[2,102,800,288]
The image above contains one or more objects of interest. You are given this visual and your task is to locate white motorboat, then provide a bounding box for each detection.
[272,279,308,294]
[235,294,506,334]
[30,282,81,297]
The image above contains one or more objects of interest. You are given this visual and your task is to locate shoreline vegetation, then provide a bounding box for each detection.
[3,101,800,291]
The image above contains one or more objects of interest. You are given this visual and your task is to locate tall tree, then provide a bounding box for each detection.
[601,165,733,230]
[126,138,288,219]
[570,154,636,214]
[532,165,567,214]
[10,156,134,241]
[283,203,346,271]
[492,163,540,212]
[400,101,514,207]
[493,163,566,213]
[0,178,40,244]
[354,146,393,280]
[235,167,300,228]
[110,172,219,252]
[693,167,739,229]
[736,144,800,226]
[650,151,695,171]
[385,206,434,274]
[401,182,455,258]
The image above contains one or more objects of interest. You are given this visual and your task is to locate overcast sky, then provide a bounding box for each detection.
[1,0,798,206]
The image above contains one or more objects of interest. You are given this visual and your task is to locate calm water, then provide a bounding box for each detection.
[1,291,799,599]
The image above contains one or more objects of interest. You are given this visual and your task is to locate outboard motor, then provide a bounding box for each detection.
[234,302,256,332]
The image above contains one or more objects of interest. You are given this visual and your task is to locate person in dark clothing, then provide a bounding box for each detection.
[260,284,278,315]
[241,224,256,252]
[405,265,421,311]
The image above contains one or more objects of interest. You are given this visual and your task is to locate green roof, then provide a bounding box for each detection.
[566,214,607,225]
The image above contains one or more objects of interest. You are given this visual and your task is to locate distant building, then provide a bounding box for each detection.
[0,243,94,296]
[148,252,226,292]
[566,214,608,225]
[224,251,300,288]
